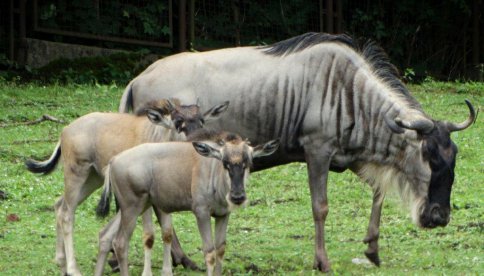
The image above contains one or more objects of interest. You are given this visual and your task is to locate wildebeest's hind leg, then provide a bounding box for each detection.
[170,228,200,270]
[58,166,102,276]
[113,195,149,276]
[363,189,384,266]
[54,197,67,275]
[305,148,333,272]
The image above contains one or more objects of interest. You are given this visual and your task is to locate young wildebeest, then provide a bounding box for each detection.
[94,131,279,276]
[25,99,229,276]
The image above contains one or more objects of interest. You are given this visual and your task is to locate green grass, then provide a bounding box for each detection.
[0,81,482,275]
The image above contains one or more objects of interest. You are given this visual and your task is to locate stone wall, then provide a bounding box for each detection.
[25,38,129,68]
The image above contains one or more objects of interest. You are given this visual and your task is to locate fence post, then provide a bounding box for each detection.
[179,0,187,52]
[18,0,27,65]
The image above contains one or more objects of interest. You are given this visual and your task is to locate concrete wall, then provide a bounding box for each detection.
[25,38,128,68]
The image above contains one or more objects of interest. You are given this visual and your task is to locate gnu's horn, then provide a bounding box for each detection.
[446,100,476,132]
[394,116,434,134]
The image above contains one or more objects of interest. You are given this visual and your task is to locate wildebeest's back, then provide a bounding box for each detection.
[110,142,197,212]
[60,112,166,175]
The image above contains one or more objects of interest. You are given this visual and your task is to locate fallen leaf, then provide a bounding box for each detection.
[6,214,20,222]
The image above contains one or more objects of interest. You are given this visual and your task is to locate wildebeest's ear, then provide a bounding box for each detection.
[253,139,279,158]
[146,109,174,129]
[203,101,230,122]
[192,142,223,160]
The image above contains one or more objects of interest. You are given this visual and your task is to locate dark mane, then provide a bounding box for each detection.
[260,32,355,56]
[261,32,422,110]
[361,40,422,109]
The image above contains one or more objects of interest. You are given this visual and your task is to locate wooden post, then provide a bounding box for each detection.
[8,0,14,61]
[179,0,187,52]
[335,0,342,33]
[18,0,27,65]
[232,0,241,46]
[325,0,334,33]
[189,0,195,49]
[471,0,480,67]
[319,0,324,32]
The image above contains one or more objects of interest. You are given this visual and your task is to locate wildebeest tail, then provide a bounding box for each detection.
[25,142,61,174]
[96,165,112,218]
[118,81,134,113]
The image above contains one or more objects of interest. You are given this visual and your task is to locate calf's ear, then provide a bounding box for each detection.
[253,139,279,158]
[146,109,174,129]
[192,142,223,160]
[203,101,230,122]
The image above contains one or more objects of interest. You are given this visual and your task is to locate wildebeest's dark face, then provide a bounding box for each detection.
[419,123,457,228]
[222,143,251,206]
[171,104,204,136]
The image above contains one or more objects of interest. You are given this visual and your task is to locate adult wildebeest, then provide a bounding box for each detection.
[118,33,476,271]
[25,99,229,276]
[94,131,279,276]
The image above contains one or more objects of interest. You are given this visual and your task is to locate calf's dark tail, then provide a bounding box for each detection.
[96,165,112,218]
[25,142,61,174]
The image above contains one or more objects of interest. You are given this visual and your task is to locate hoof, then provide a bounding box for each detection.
[108,258,120,273]
[180,256,201,271]
[313,259,331,272]
[364,251,381,267]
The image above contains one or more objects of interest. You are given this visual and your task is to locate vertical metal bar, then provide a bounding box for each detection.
[336,0,342,33]
[8,0,14,61]
[18,0,26,65]
[189,0,195,49]
[179,0,187,52]
[169,0,173,48]
[232,0,240,46]
[326,0,333,34]
[319,0,324,32]
[471,0,480,67]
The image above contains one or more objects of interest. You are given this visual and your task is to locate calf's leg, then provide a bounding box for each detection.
[94,212,121,276]
[113,194,148,276]
[153,208,173,276]
[214,215,229,276]
[195,210,216,276]
[141,208,155,276]
[59,168,102,276]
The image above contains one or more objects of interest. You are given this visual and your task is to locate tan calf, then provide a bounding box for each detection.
[95,131,279,276]
[25,99,229,276]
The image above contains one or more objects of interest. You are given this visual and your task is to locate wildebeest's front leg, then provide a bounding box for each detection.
[214,215,230,275]
[363,189,384,266]
[152,208,174,276]
[305,148,333,272]
[195,209,216,276]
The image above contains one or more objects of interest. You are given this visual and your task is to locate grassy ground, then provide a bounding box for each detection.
[0,81,482,275]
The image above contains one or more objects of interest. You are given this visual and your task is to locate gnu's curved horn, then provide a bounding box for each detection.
[446,100,477,132]
[395,116,434,134]
[196,97,201,107]
[384,115,405,134]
